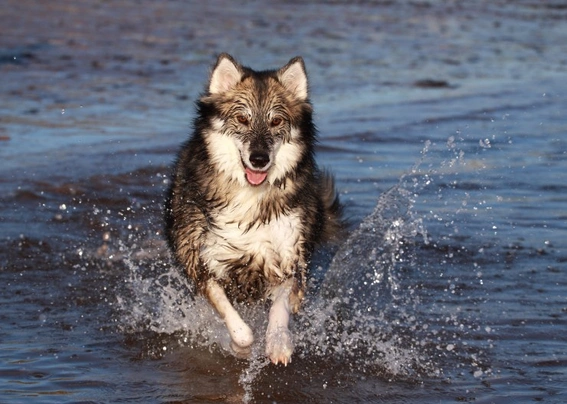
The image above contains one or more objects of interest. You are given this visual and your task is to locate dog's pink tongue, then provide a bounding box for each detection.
[245,168,268,185]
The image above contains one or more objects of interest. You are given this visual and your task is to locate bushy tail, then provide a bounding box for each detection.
[318,170,345,243]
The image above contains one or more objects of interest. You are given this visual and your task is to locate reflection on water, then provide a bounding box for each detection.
[2,0,567,402]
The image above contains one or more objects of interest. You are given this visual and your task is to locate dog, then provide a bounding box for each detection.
[164,53,342,365]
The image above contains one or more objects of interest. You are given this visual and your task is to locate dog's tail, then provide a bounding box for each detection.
[318,170,345,243]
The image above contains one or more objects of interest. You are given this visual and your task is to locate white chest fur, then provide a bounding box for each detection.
[201,188,304,282]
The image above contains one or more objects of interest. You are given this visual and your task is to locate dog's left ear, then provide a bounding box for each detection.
[209,53,243,95]
[278,57,308,101]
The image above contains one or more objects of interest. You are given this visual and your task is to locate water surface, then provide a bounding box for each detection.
[1,1,566,402]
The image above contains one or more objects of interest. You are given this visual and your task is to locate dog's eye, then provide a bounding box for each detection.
[237,115,249,125]
[270,117,282,127]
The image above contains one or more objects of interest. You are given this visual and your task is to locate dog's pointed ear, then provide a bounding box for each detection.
[209,53,242,95]
[278,56,308,101]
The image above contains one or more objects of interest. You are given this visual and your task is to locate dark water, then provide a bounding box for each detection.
[1,1,567,402]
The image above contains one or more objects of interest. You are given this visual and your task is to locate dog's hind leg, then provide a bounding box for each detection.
[265,278,297,365]
[205,279,254,357]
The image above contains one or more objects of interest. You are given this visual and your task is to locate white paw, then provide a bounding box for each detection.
[230,340,252,359]
[265,327,294,366]
[229,322,254,351]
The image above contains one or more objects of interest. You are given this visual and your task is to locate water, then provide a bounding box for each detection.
[1,0,566,402]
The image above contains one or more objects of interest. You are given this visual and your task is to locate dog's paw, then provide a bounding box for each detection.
[265,327,294,366]
[230,341,252,359]
[229,322,254,358]
[231,324,254,346]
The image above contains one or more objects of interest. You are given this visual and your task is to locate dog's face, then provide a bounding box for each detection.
[202,54,311,187]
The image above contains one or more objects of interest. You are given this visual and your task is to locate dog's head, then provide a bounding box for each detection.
[201,53,313,187]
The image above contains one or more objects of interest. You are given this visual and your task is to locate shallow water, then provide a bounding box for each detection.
[1,0,567,402]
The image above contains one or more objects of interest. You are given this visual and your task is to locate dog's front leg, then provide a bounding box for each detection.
[265,278,296,365]
[205,279,254,357]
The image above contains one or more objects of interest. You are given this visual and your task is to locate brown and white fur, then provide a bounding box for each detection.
[164,53,342,365]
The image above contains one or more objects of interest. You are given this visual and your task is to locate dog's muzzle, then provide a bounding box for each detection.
[244,151,270,186]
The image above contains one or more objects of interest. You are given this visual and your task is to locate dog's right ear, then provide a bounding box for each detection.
[209,53,242,95]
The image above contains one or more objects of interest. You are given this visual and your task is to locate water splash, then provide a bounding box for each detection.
[320,184,428,302]
[238,345,270,403]
[320,141,431,302]
[111,139,491,399]
[291,142,437,378]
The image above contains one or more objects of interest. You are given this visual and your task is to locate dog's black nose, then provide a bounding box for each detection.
[249,152,270,169]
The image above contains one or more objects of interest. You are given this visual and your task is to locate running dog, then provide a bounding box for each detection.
[164,53,342,365]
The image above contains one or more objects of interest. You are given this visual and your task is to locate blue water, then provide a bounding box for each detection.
[1,1,566,402]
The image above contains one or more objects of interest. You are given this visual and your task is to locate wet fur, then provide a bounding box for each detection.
[164,53,342,364]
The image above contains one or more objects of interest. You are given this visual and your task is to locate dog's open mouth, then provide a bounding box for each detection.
[245,167,268,186]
